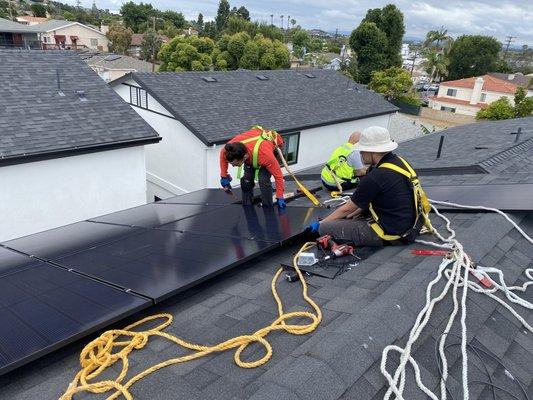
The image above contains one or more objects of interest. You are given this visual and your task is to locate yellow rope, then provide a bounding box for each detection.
[60,242,321,400]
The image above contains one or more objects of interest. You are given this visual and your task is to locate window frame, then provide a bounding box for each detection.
[90,38,98,47]
[280,132,300,166]
[480,93,487,102]
[129,86,149,109]
[446,88,457,97]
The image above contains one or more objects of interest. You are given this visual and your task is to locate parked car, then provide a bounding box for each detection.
[429,83,439,91]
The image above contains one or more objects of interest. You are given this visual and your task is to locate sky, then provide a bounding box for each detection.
[81,0,532,46]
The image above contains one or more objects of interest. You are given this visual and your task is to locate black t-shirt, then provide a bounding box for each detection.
[351,152,416,235]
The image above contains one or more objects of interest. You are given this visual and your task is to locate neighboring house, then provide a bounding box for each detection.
[0,17,40,48]
[34,19,109,51]
[487,72,532,89]
[129,33,169,58]
[110,70,398,201]
[84,53,157,82]
[16,16,49,26]
[0,49,160,241]
[429,74,532,116]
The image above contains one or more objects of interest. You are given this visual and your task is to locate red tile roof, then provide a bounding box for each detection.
[441,75,518,94]
[429,96,489,108]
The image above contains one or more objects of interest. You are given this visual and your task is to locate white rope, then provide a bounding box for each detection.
[380,201,533,400]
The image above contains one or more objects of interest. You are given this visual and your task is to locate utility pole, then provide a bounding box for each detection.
[410,50,419,77]
[503,36,515,60]
[270,14,273,26]
[280,15,284,30]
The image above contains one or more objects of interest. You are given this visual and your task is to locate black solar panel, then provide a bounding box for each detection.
[160,188,241,205]
[1,221,142,260]
[51,229,276,302]
[89,202,226,228]
[425,183,533,211]
[0,247,149,375]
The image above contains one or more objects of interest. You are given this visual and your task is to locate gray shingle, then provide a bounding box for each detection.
[0,49,159,164]
[115,69,398,145]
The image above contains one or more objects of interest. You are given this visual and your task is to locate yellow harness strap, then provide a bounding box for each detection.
[368,156,433,241]
[236,126,279,181]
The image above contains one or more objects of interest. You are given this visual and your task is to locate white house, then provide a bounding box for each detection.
[33,19,109,51]
[110,69,397,201]
[0,49,160,241]
[429,74,532,116]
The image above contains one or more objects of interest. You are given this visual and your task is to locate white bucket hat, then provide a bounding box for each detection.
[353,126,398,153]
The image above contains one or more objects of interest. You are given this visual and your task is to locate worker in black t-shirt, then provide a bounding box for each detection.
[308,126,419,247]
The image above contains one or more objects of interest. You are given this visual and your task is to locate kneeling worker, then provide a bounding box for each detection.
[321,132,367,192]
[309,126,431,246]
[220,126,286,209]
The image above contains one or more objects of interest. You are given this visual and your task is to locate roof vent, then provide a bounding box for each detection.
[304,73,315,79]
[256,75,269,81]
[75,90,87,102]
[202,76,217,83]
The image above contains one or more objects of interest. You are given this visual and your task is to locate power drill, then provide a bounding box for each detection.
[316,235,354,260]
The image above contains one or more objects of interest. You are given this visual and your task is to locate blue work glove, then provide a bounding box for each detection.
[277,197,286,209]
[220,175,232,189]
[308,220,320,233]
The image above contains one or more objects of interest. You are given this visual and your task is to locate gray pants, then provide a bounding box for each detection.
[319,217,384,247]
[241,165,273,206]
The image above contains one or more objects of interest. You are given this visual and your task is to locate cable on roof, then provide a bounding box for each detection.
[59,242,323,400]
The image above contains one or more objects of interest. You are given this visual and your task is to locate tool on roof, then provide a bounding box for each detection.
[316,234,355,260]
[411,249,450,256]
[276,147,321,207]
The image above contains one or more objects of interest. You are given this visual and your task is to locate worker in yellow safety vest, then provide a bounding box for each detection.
[321,132,368,192]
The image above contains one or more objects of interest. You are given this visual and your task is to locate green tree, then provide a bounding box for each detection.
[221,16,284,41]
[424,26,451,50]
[307,37,324,52]
[62,11,76,21]
[120,1,154,33]
[158,36,214,71]
[231,5,249,20]
[30,3,46,17]
[349,22,388,83]
[292,29,310,48]
[106,23,133,55]
[203,21,217,39]
[215,0,230,33]
[140,30,162,63]
[362,4,404,67]
[341,56,358,81]
[368,67,415,100]
[447,35,501,80]
[196,13,204,34]
[421,49,448,82]
[476,97,515,120]
[514,87,533,117]
[160,10,185,29]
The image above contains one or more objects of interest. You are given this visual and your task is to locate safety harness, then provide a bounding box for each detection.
[368,156,433,242]
[236,125,280,181]
[321,143,356,185]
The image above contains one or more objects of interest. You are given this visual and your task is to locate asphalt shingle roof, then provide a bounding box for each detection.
[0,119,531,400]
[0,17,36,33]
[0,49,160,164]
[115,69,398,145]
[85,53,156,73]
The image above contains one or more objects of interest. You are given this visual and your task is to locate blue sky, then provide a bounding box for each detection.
[80,0,532,46]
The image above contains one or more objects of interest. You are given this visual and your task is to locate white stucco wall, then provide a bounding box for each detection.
[113,79,392,199]
[0,146,147,242]
[41,23,108,51]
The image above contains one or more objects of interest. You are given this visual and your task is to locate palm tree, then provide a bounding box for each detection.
[421,49,449,82]
[424,26,451,50]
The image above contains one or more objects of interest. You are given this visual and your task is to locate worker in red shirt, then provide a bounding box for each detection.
[219,126,286,208]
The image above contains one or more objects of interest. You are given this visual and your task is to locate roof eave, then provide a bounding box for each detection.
[0,136,161,168]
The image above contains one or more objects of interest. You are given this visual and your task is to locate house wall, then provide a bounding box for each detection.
[90,66,135,82]
[0,146,147,242]
[113,79,392,200]
[438,84,515,106]
[41,23,108,51]
[428,99,481,116]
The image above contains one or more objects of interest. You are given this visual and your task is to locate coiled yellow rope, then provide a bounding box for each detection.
[59,242,321,400]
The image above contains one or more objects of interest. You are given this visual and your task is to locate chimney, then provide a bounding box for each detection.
[507,73,515,80]
[470,77,484,105]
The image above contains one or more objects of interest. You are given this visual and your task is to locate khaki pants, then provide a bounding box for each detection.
[319,217,384,247]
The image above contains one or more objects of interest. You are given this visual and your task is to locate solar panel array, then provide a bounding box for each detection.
[0,189,328,375]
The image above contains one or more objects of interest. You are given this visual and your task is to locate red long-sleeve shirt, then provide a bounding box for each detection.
[220,128,285,198]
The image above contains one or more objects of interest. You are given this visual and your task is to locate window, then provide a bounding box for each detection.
[440,106,456,113]
[129,86,148,109]
[281,132,300,165]
[480,93,487,102]
[446,88,457,97]
[90,38,98,47]
[154,196,162,202]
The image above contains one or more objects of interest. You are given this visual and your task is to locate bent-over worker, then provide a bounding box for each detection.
[220,126,286,209]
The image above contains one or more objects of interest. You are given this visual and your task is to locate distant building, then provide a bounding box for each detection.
[16,16,49,26]
[182,27,198,36]
[0,17,40,48]
[0,50,160,241]
[110,70,397,200]
[129,33,169,58]
[429,74,532,116]
[84,52,157,82]
[34,20,109,51]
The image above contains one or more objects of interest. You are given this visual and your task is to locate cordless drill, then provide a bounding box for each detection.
[316,235,354,260]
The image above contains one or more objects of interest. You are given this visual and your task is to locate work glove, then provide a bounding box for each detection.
[307,220,320,233]
[277,197,286,209]
[220,175,232,189]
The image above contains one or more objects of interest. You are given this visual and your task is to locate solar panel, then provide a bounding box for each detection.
[50,229,276,302]
[1,221,141,260]
[89,202,227,228]
[0,247,149,375]
[160,188,241,205]
[425,183,533,211]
